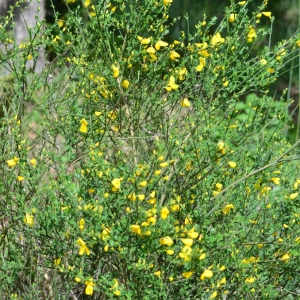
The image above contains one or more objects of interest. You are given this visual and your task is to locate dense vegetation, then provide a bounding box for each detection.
[0,0,300,299]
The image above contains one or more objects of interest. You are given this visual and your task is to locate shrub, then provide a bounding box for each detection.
[1,0,300,299]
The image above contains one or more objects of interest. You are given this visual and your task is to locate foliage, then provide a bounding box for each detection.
[1,0,300,299]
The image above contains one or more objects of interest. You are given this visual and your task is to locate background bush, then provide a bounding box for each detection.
[1,0,300,299]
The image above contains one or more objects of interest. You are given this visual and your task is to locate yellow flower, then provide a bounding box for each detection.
[219,265,226,271]
[139,180,147,187]
[260,58,267,65]
[122,80,130,89]
[280,253,290,261]
[77,238,90,255]
[170,50,180,60]
[137,36,151,45]
[228,161,236,168]
[180,98,190,107]
[219,277,226,284]
[154,270,161,277]
[247,27,257,42]
[179,246,192,262]
[159,236,174,246]
[200,269,213,280]
[75,277,81,282]
[161,207,169,220]
[85,279,95,295]
[111,178,121,190]
[181,238,193,247]
[138,194,145,201]
[223,80,229,87]
[229,13,236,23]
[130,224,141,235]
[290,192,298,200]
[222,204,234,214]
[215,183,223,191]
[210,291,218,299]
[30,158,37,166]
[245,277,255,284]
[238,1,246,5]
[155,40,168,50]
[199,253,206,260]
[163,0,172,5]
[182,271,194,278]
[54,258,61,266]
[111,65,120,77]
[7,157,19,167]
[262,12,271,18]
[17,176,25,181]
[211,32,225,46]
[27,54,33,60]
[146,46,156,56]
[79,118,88,133]
[166,249,174,255]
[79,218,85,231]
[271,177,280,185]
[24,213,34,227]
[165,75,178,91]
[159,161,168,168]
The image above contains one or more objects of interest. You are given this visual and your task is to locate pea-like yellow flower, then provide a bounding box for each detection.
[280,253,290,261]
[229,13,236,23]
[170,50,180,60]
[30,158,37,166]
[146,46,156,55]
[159,236,174,246]
[182,271,194,278]
[163,0,173,5]
[130,224,141,235]
[17,176,25,181]
[228,161,236,168]
[210,292,218,299]
[166,249,174,255]
[290,192,298,200]
[262,12,271,18]
[211,32,225,46]
[245,277,256,284]
[160,207,169,220]
[200,269,213,280]
[24,213,34,227]
[85,279,95,295]
[137,36,151,45]
[79,118,88,133]
[165,75,178,91]
[54,258,61,266]
[223,80,229,87]
[181,238,193,247]
[111,178,121,190]
[222,204,234,214]
[7,157,19,167]
[139,180,147,187]
[247,27,257,42]
[199,253,206,260]
[121,79,130,89]
[77,238,91,255]
[260,58,267,65]
[155,40,168,50]
[238,1,246,5]
[79,218,85,231]
[271,177,280,185]
[154,270,161,277]
[111,65,120,77]
[180,98,190,107]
